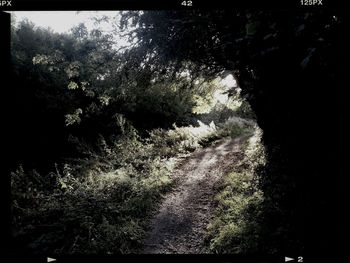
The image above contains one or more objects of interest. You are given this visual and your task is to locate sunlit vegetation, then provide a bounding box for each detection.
[206,127,266,253]
[10,17,258,254]
[11,107,254,254]
[117,10,343,256]
[10,8,342,256]
[12,129,176,253]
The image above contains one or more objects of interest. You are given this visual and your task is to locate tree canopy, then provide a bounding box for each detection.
[118,9,344,255]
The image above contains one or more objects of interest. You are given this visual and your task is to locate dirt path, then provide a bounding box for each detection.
[142,135,249,254]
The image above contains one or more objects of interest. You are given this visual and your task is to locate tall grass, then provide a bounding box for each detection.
[206,126,266,253]
[11,116,252,254]
[11,131,176,254]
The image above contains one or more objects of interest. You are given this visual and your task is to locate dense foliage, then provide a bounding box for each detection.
[9,8,344,257]
[10,17,256,254]
[120,9,344,256]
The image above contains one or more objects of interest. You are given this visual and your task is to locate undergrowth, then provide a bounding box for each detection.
[11,115,251,254]
[11,129,176,254]
[206,126,266,253]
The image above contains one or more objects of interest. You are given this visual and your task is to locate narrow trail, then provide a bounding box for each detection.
[142,135,249,254]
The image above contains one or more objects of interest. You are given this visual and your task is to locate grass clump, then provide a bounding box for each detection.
[206,126,266,253]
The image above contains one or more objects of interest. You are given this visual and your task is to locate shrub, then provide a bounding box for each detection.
[233,99,256,120]
[199,116,255,147]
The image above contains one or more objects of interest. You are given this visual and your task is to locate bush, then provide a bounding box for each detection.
[199,116,255,147]
[233,99,256,120]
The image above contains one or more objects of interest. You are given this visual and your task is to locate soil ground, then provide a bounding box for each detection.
[142,135,249,254]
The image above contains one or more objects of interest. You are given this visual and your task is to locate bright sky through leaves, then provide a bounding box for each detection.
[10,11,132,50]
[10,11,118,34]
[10,11,238,90]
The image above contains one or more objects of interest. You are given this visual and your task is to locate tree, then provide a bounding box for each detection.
[10,18,217,170]
[11,20,118,170]
[119,10,344,256]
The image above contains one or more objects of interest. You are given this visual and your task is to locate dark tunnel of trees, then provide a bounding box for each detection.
[117,10,345,256]
[2,9,345,258]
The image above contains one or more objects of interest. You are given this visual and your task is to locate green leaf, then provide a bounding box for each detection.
[68,81,79,90]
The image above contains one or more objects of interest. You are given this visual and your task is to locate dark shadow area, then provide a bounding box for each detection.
[122,9,345,259]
